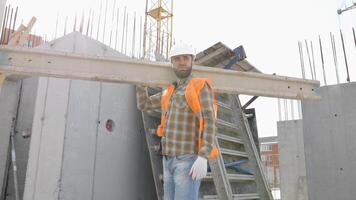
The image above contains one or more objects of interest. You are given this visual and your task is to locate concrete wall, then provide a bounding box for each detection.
[0,80,19,199]
[277,120,308,200]
[22,32,156,200]
[302,82,356,200]
[23,78,156,200]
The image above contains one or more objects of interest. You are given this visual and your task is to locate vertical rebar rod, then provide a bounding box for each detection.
[331,32,340,84]
[96,0,103,40]
[3,5,10,43]
[124,12,128,55]
[298,41,306,78]
[73,13,77,32]
[6,7,13,43]
[340,29,350,82]
[109,0,116,47]
[121,6,126,52]
[284,99,288,120]
[90,10,94,37]
[298,101,302,119]
[102,0,108,42]
[64,16,68,35]
[304,40,314,80]
[79,10,84,33]
[86,9,91,36]
[0,6,8,44]
[310,41,317,80]
[319,35,327,85]
[139,16,142,58]
[12,6,18,33]
[290,100,294,120]
[55,12,59,39]
[143,0,148,58]
[115,7,119,50]
[353,27,356,48]
[132,12,136,57]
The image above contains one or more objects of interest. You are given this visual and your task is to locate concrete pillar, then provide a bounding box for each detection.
[277,120,308,200]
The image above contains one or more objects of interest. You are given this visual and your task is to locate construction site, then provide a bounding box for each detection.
[0,0,355,199]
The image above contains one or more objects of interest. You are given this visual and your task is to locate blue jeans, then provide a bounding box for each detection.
[163,154,201,200]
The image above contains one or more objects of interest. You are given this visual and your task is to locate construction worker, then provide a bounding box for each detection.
[136,43,217,200]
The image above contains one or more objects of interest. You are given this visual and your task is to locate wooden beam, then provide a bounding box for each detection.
[8,17,36,46]
[0,46,321,100]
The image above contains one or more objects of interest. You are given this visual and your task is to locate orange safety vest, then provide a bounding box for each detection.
[156,77,219,160]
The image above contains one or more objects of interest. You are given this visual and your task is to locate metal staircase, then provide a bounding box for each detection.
[200,93,273,199]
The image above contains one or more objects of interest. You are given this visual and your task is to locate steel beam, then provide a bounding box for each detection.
[0,46,320,100]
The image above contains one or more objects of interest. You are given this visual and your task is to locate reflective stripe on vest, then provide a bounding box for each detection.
[156,78,219,160]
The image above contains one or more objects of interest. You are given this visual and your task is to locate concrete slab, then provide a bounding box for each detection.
[23,77,49,200]
[30,77,70,200]
[302,82,356,200]
[59,80,100,200]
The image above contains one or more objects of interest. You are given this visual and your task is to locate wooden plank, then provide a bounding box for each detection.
[8,17,36,46]
[0,46,320,100]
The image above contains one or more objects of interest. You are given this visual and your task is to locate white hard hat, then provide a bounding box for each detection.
[168,43,196,60]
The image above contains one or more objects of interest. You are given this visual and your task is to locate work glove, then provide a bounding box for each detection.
[189,156,208,180]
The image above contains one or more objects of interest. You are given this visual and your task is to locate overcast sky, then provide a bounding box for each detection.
[4,0,356,137]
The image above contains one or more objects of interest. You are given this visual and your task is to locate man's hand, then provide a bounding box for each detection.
[189,156,207,180]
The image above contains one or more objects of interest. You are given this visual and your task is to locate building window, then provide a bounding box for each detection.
[261,144,272,151]
[261,155,267,162]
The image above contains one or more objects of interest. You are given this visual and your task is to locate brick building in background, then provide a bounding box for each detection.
[259,136,280,188]
[0,28,43,47]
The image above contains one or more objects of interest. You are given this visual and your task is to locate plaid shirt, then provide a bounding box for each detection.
[136,75,216,159]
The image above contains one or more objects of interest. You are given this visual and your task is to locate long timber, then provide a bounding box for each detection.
[0,46,320,100]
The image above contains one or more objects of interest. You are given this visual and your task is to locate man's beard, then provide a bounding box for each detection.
[173,67,192,79]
